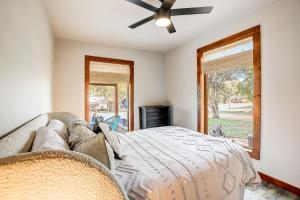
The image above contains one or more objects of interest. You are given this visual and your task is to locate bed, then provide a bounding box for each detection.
[115,126,261,200]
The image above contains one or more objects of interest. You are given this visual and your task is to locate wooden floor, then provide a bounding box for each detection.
[245,181,300,200]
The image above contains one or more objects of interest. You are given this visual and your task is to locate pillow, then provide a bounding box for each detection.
[105,116,120,131]
[73,134,114,170]
[99,122,110,134]
[105,141,116,173]
[31,127,70,152]
[47,119,68,141]
[92,117,103,134]
[99,122,123,159]
[68,119,90,132]
[68,124,96,150]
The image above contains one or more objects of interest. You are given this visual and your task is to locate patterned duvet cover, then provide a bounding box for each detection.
[115,126,261,200]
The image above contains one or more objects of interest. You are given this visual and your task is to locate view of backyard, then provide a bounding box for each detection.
[89,84,129,130]
[208,68,254,149]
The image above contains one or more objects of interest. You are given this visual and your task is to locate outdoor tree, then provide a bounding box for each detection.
[222,80,239,103]
[90,84,129,112]
[118,84,128,101]
[208,71,232,118]
[89,85,116,111]
[90,85,106,97]
[208,69,248,119]
[90,85,114,101]
[237,68,253,102]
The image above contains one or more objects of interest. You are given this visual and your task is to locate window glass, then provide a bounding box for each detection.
[207,68,254,149]
[118,84,129,130]
[89,85,116,125]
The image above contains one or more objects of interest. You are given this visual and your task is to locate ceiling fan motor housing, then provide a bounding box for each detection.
[155,8,171,20]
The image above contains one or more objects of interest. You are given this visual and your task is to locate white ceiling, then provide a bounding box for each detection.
[43,0,275,53]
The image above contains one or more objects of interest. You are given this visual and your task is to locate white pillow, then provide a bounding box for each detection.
[47,119,68,141]
[99,122,123,158]
[31,127,70,152]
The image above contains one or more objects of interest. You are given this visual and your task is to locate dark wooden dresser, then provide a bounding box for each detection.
[139,105,171,129]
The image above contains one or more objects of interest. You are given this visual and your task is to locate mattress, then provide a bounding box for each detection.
[115,126,261,200]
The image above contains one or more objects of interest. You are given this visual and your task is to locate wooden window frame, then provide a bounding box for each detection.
[197,25,261,160]
[85,55,134,131]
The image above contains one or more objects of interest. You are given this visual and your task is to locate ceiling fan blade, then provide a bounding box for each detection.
[129,15,155,29]
[161,0,176,9]
[166,21,176,33]
[126,0,158,12]
[171,6,213,16]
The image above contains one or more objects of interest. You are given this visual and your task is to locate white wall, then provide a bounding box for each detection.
[165,0,300,187]
[0,0,53,136]
[53,39,166,130]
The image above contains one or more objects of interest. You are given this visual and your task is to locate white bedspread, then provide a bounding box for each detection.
[115,126,261,200]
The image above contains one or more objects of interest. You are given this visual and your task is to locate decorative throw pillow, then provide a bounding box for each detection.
[105,140,115,173]
[92,117,103,134]
[68,124,96,150]
[47,119,69,141]
[105,116,121,131]
[31,127,70,152]
[73,134,114,170]
[68,119,90,131]
[99,122,123,159]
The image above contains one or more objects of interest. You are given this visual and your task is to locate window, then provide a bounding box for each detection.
[197,26,261,159]
[85,56,134,131]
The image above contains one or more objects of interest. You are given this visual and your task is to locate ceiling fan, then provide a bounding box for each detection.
[126,0,213,33]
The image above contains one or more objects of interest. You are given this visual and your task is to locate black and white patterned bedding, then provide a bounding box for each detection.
[115,126,261,200]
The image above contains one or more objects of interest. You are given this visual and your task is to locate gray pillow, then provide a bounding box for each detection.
[68,119,90,131]
[68,124,95,149]
[31,127,70,152]
[69,121,114,170]
[73,133,114,170]
[47,119,68,142]
[99,122,123,158]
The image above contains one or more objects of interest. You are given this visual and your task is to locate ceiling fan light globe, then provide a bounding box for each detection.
[155,18,171,27]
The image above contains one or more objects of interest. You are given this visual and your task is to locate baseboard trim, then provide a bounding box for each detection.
[258,172,300,196]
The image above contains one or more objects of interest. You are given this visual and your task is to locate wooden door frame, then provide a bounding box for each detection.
[197,25,261,159]
[85,55,134,131]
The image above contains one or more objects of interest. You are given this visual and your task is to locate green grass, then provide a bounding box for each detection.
[208,118,253,138]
